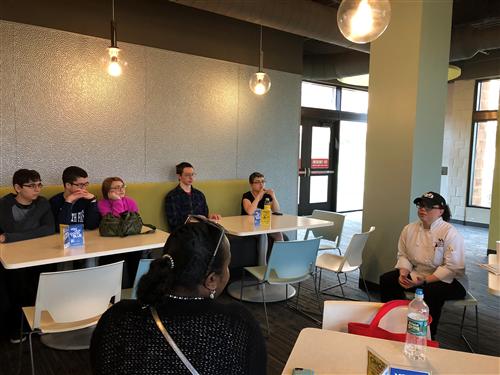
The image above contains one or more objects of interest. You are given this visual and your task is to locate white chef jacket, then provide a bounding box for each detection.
[395,217,468,289]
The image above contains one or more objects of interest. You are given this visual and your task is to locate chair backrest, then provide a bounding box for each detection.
[34,261,123,329]
[342,226,375,268]
[131,258,154,299]
[264,238,321,282]
[322,300,408,334]
[305,210,345,247]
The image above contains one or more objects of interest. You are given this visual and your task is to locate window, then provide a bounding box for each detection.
[340,88,368,114]
[301,82,337,110]
[468,79,499,208]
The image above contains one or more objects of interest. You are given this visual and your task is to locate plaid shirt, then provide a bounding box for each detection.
[164,185,209,232]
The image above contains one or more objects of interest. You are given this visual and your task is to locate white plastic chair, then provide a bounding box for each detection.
[21,261,124,375]
[305,210,345,255]
[316,226,375,301]
[242,238,322,334]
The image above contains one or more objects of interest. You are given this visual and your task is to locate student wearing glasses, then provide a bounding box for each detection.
[165,162,221,232]
[0,169,54,243]
[49,166,100,231]
[90,216,267,375]
[379,192,467,338]
[0,169,55,343]
[97,177,141,285]
[242,172,283,242]
[241,172,281,216]
[97,177,138,217]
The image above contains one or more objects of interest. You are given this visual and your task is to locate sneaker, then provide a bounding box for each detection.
[9,333,27,344]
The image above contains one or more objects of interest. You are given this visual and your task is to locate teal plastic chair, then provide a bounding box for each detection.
[242,238,321,334]
[131,258,154,299]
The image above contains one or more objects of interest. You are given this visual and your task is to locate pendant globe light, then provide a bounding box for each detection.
[107,0,123,77]
[249,25,271,96]
[337,0,391,44]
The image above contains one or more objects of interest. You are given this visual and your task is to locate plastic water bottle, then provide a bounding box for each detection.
[261,197,272,225]
[404,288,429,361]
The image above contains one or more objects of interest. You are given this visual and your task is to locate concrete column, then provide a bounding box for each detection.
[362,0,453,284]
[488,106,499,253]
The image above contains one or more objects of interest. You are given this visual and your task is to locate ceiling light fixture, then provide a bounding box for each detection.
[337,0,391,44]
[107,0,123,77]
[338,66,463,87]
[249,25,271,96]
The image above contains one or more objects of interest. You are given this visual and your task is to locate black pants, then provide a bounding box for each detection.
[379,269,466,337]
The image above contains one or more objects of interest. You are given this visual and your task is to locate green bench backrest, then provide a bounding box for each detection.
[0,179,249,231]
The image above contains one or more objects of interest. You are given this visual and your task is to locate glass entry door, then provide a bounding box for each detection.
[298,117,339,215]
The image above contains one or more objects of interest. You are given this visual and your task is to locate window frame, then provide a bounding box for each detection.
[466,78,499,209]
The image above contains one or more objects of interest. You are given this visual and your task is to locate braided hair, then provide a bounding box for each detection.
[137,221,229,305]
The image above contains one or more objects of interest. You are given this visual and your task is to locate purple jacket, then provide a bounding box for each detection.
[98,196,139,217]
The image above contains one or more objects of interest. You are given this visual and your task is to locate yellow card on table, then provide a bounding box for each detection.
[367,347,389,375]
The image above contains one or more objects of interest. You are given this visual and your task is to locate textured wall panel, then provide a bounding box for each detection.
[237,65,301,215]
[0,22,17,182]
[0,21,301,215]
[144,48,239,182]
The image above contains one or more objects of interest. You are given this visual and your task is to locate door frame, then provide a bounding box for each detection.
[298,106,367,215]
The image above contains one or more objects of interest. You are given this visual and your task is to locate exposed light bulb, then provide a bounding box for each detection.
[249,72,271,96]
[350,0,373,39]
[337,0,391,44]
[107,47,122,77]
[108,58,122,77]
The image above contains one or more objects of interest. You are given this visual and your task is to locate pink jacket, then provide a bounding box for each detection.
[98,196,139,217]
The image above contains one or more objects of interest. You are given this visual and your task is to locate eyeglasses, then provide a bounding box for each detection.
[252,179,266,184]
[416,204,442,212]
[109,185,127,191]
[70,182,90,189]
[182,173,196,178]
[184,215,225,277]
[22,183,43,189]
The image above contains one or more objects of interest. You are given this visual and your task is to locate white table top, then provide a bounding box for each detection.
[217,214,332,236]
[283,328,500,375]
[0,228,169,269]
[488,254,500,297]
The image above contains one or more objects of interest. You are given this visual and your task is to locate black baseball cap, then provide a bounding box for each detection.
[413,191,446,208]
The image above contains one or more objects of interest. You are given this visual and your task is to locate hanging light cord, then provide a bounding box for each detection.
[259,25,264,72]
[110,0,118,48]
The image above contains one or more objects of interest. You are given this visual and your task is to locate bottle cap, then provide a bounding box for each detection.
[416,288,423,296]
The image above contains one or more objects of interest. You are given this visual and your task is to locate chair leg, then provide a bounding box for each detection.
[318,268,323,291]
[474,305,479,351]
[459,306,475,353]
[313,276,323,315]
[28,331,35,375]
[337,274,346,298]
[295,283,300,310]
[359,268,371,302]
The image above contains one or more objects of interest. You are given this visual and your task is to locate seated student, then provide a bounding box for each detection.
[0,169,55,343]
[164,162,221,232]
[98,177,138,217]
[90,217,267,375]
[98,177,141,287]
[241,172,281,215]
[50,166,100,231]
[242,172,283,241]
[0,169,54,243]
[379,192,467,339]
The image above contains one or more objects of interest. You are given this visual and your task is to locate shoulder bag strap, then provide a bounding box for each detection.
[150,307,200,375]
